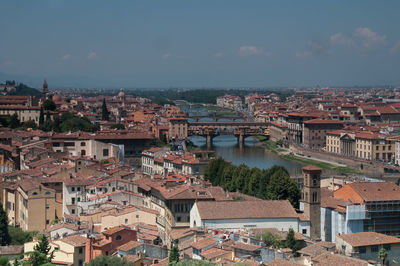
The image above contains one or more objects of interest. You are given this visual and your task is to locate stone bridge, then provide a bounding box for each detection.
[188,121,270,147]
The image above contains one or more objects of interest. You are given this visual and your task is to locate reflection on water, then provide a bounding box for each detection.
[190,135,304,176]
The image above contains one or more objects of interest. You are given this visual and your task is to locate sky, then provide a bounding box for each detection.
[1,0,400,88]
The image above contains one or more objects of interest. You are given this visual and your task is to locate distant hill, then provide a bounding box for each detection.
[9,83,41,97]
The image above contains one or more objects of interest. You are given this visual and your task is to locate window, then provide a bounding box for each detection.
[302,229,307,234]
[81,150,86,156]
[103,149,109,156]
[177,216,181,222]
[71,187,75,192]
[45,191,51,195]
[116,235,122,241]
[136,214,139,218]
[358,247,366,253]
[79,259,83,266]
[312,192,318,202]
[55,247,59,251]
[71,209,75,214]
[77,187,81,191]
[71,198,75,204]
[77,197,81,202]
[79,247,83,254]
[81,142,86,146]
[371,245,379,252]
[46,220,49,225]
[32,192,38,195]
[125,219,128,224]
[46,204,49,209]
[383,244,391,251]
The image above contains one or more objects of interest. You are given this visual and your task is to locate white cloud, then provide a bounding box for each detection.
[213,52,224,58]
[62,54,71,60]
[162,53,171,59]
[87,51,97,59]
[295,51,312,59]
[239,46,263,56]
[354,27,386,48]
[390,40,400,54]
[330,33,352,45]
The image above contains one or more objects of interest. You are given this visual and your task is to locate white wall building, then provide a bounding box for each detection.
[190,200,301,233]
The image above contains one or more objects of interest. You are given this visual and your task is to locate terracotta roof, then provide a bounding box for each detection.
[338,182,400,202]
[60,235,88,247]
[304,119,342,125]
[266,258,300,265]
[232,242,262,252]
[103,226,126,235]
[191,238,217,250]
[200,247,230,259]
[195,200,298,220]
[297,242,335,257]
[117,240,143,252]
[338,232,400,247]
[312,252,367,266]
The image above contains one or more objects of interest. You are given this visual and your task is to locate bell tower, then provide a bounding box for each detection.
[42,79,49,101]
[302,165,322,240]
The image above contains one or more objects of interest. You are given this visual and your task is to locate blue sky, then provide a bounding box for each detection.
[1,0,400,88]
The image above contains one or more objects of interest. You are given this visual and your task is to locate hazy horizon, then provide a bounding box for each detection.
[1,1,400,88]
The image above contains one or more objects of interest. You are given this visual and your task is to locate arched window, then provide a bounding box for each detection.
[32,192,38,195]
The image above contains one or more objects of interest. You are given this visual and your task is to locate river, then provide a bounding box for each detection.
[189,135,304,176]
[183,107,304,176]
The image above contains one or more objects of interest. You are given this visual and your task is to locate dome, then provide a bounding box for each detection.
[52,94,62,102]
[118,89,125,98]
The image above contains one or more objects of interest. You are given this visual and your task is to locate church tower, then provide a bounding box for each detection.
[42,79,49,101]
[302,165,322,240]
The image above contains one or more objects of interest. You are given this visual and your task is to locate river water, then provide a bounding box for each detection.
[189,135,304,176]
[184,107,304,176]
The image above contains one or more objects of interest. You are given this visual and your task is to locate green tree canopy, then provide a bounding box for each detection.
[267,167,301,208]
[8,226,36,245]
[42,99,56,111]
[284,228,301,254]
[0,203,10,246]
[9,114,20,129]
[110,123,125,130]
[21,120,37,130]
[101,98,110,121]
[169,244,180,265]
[87,255,133,266]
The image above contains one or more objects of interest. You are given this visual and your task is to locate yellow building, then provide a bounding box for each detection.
[17,180,56,232]
[25,234,88,266]
[101,205,159,232]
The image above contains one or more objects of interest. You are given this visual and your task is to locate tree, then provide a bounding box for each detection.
[0,257,9,266]
[21,120,37,130]
[0,203,10,246]
[101,98,110,121]
[257,231,281,248]
[110,123,125,130]
[378,248,388,265]
[39,107,44,126]
[34,235,52,256]
[284,228,301,254]
[87,255,133,266]
[266,167,301,208]
[9,114,20,129]
[24,234,55,266]
[8,226,36,245]
[42,99,56,111]
[169,244,180,265]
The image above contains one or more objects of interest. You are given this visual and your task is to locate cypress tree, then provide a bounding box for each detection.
[0,203,11,246]
[101,98,109,121]
[39,107,44,126]
[168,244,179,265]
